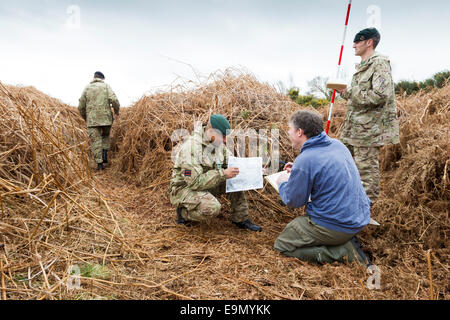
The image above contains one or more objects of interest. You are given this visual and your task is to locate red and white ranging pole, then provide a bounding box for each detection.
[326,0,352,135]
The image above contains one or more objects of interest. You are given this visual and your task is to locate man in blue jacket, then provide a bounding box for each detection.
[274,110,371,265]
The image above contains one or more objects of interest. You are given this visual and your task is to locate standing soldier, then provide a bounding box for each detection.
[78,71,120,171]
[339,28,400,204]
[170,114,262,232]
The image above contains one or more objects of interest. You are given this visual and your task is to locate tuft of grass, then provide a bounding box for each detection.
[80,264,110,279]
[14,273,27,281]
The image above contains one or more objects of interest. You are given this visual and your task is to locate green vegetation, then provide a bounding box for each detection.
[13,273,27,281]
[80,263,110,279]
[287,71,449,106]
[395,70,449,95]
[287,88,330,109]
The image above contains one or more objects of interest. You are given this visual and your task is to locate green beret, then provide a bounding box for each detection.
[210,114,231,136]
[354,27,380,43]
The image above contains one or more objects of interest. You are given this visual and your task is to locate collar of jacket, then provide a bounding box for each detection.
[91,78,104,84]
[300,131,332,153]
[201,127,211,146]
[355,51,382,72]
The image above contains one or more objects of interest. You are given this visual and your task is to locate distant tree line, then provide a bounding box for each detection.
[287,70,449,108]
[395,70,449,95]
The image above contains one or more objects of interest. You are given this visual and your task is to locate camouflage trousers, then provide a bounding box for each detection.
[88,126,111,164]
[274,216,366,265]
[346,144,380,204]
[170,182,249,223]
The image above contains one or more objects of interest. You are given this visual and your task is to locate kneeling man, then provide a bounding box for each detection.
[170,114,262,232]
[275,110,371,265]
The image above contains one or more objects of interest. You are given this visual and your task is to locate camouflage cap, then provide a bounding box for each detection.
[354,28,380,43]
[210,114,231,136]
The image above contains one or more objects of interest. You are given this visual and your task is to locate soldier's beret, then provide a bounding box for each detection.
[94,71,105,79]
[354,28,380,43]
[210,114,231,136]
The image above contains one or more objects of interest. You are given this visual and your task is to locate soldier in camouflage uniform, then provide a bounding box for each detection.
[339,28,400,204]
[78,72,120,170]
[170,114,262,232]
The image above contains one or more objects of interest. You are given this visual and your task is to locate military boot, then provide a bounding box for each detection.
[102,150,108,164]
[176,207,190,226]
[97,163,104,171]
[233,219,262,232]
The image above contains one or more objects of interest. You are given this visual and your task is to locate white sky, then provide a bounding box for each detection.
[1,0,449,107]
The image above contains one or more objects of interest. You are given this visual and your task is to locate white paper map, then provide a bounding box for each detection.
[226,157,263,193]
[265,171,290,193]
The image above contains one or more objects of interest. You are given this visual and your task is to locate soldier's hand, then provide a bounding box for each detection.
[338,88,347,96]
[224,167,239,179]
[114,114,119,121]
[283,162,294,173]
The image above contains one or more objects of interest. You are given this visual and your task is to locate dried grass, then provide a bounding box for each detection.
[0,82,140,300]
[0,71,448,300]
[111,69,300,186]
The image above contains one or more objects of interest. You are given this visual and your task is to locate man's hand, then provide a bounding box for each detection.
[276,171,290,186]
[114,114,119,121]
[224,167,239,179]
[283,162,294,174]
[338,88,347,96]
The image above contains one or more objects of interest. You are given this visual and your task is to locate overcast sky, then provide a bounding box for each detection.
[1,0,449,107]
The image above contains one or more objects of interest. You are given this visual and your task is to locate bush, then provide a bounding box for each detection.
[395,70,449,95]
[433,71,450,88]
[395,80,420,95]
[287,88,330,109]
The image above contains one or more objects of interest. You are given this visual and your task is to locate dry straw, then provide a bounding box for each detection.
[0,82,141,299]
[0,70,448,300]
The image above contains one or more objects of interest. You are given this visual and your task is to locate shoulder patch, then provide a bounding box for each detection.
[184,170,192,177]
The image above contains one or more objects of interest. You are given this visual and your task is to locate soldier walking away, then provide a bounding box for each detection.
[338,28,400,205]
[78,71,120,171]
[169,114,262,232]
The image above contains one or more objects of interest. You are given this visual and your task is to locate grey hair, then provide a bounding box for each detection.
[371,33,381,49]
[289,110,324,138]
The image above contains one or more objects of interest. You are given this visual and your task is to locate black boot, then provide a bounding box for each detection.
[102,150,108,164]
[97,163,104,171]
[350,236,372,266]
[233,219,262,232]
[176,207,190,225]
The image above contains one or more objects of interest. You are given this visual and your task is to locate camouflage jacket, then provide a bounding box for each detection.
[169,127,230,206]
[340,51,400,147]
[78,78,120,127]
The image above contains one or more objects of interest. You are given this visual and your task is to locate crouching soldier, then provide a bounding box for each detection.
[78,71,120,170]
[170,114,262,232]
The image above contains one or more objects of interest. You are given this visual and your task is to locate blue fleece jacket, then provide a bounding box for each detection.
[279,132,371,234]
